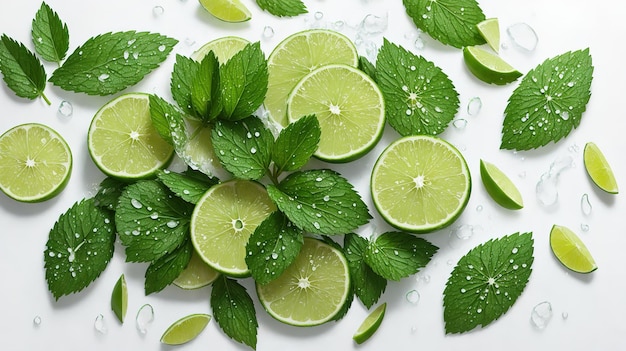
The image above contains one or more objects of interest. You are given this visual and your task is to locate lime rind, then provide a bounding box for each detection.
[583,142,618,194]
[479,160,524,210]
[463,46,522,85]
[549,225,597,274]
[353,302,387,344]
[198,0,251,23]
[174,249,220,289]
[160,313,211,345]
[111,274,128,323]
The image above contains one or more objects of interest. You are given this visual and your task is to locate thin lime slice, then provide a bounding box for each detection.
[480,160,523,210]
[463,46,522,85]
[160,313,211,345]
[191,36,250,63]
[256,237,351,326]
[550,225,597,273]
[191,180,276,277]
[198,0,251,23]
[477,18,500,53]
[174,249,220,289]
[583,142,618,194]
[266,29,358,127]
[286,64,385,163]
[0,123,72,202]
[371,135,471,233]
[88,93,174,180]
[353,302,386,344]
[111,274,128,323]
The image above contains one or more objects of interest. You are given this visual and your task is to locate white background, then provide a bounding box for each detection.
[0,0,624,350]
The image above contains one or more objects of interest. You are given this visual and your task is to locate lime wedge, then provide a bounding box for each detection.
[191,36,250,63]
[266,29,358,127]
[198,0,251,23]
[256,237,351,326]
[0,123,72,202]
[111,274,128,323]
[479,160,524,210]
[88,93,174,180]
[463,46,522,85]
[191,180,276,277]
[583,142,618,194]
[353,302,386,344]
[160,313,211,345]
[477,18,500,53]
[371,135,471,233]
[286,64,385,163]
[550,225,597,273]
[174,249,220,289]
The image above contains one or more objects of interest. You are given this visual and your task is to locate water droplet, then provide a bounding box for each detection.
[262,26,275,39]
[314,11,324,20]
[536,156,573,206]
[414,36,425,50]
[58,101,73,118]
[581,193,592,216]
[561,311,569,320]
[530,301,552,329]
[507,23,538,51]
[131,198,142,209]
[136,304,154,334]
[152,5,165,16]
[467,97,482,116]
[360,13,388,35]
[580,223,590,232]
[94,314,107,334]
[166,220,179,228]
[406,289,420,304]
[453,119,468,129]
[67,248,76,263]
[33,315,42,326]
[98,73,110,82]
[158,44,166,52]
[560,111,570,121]
[476,205,483,212]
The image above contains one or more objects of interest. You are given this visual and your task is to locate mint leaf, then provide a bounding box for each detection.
[145,240,192,295]
[245,211,304,285]
[171,54,199,117]
[403,0,486,48]
[364,232,438,281]
[267,169,371,235]
[256,0,307,17]
[272,115,320,174]
[358,56,377,83]
[443,232,534,334]
[44,199,116,300]
[49,31,177,95]
[501,49,593,150]
[211,276,258,349]
[94,176,127,211]
[191,51,221,121]
[0,35,49,103]
[376,40,459,136]
[149,94,182,146]
[32,2,69,64]
[212,116,274,180]
[344,233,386,309]
[157,169,218,204]
[115,180,193,262]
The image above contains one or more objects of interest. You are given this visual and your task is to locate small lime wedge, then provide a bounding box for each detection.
[550,225,597,274]
[174,249,220,289]
[111,274,128,323]
[198,0,251,23]
[353,303,386,344]
[477,18,500,53]
[463,46,522,85]
[160,313,211,345]
[583,142,618,194]
[480,160,524,210]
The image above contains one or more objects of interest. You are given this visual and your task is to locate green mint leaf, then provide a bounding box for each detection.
[267,169,371,235]
[171,54,199,117]
[358,55,378,83]
[0,35,49,103]
[157,169,218,204]
[403,0,486,48]
[245,211,304,285]
[145,240,192,295]
[364,232,438,281]
[376,39,459,136]
[501,49,593,150]
[443,232,534,334]
[32,2,69,63]
[272,114,320,173]
[212,116,274,180]
[94,176,127,212]
[44,198,116,300]
[115,180,193,262]
[219,42,268,121]
[211,276,258,349]
[149,94,180,146]
[344,233,386,309]
[255,0,307,17]
[49,31,177,95]
[191,52,222,121]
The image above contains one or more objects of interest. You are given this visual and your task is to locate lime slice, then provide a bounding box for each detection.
[111,274,128,323]
[256,237,351,327]
[477,18,500,53]
[191,180,276,277]
[550,225,597,273]
[191,36,250,63]
[286,64,385,163]
[198,0,251,23]
[266,29,359,127]
[479,160,523,210]
[160,313,211,345]
[583,142,618,194]
[371,135,471,233]
[88,93,174,180]
[353,302,386,344]
[0,123,72,203]
[174,249,220,289]
[463,46,522,85]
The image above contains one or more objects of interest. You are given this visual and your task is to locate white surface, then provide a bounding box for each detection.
[0,1,624,350]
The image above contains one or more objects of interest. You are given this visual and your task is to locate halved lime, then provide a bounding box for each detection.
[160,313,211,345]
[88,93,174,180]
[191,180,276,277]
[583,142,618,194]
[191,36,250,63]
[371,135,471,233]
[286,64,385,163]
[0,123,72,202]
[256,237,351,327]
[477,18,500,53]
[198,0,251,23]
[174,249,220,289]
[353,302,386,344]
[266,29,359,127]
[479,159,523,210]
[463,46,522,85]
[111,274,128,323]
[550,225,597,273]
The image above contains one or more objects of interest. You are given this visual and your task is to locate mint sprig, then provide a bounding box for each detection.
[93,176,127,211]
[255,0,308,17]
[171,54,201,118]
[211,277,258,349]
[344,233,387,309]
[145,240,192,295]
[191,51,222,121]
[32,1,69,64]
[272,115,321,174]
[0,35,49,104]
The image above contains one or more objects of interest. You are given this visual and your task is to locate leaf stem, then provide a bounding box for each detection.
[40,91,51,106]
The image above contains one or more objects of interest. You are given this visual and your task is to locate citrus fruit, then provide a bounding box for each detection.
[87,93,174,180]
[0,123,72,202]
[111,274,128,323]
[549,225,597,273]
[160,313,211,345]
[256,237,351,326]
[353,302,386,344]
[191,36,250,63]
[583,142,618,194]
[266,29,358,127]
[477,18,500,53]
[198,0,251,23]
[371,135,471,233]
[479,159,523,210]
[174,249,220,289]
[286,64,385,163]
[463,45,522,85]
[191,180,276,277]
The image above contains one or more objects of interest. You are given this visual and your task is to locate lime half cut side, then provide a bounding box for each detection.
[198,0,251,23]
[353,302,386,344]
[477,18,500,53]
[480,160,524,210]
[550,225,597,273]
[160,313,211,345]
[371,135,471,233]
[583,142,618,194]
[463,46,522,85]
[0,123,72,202]
[191,36,250,63]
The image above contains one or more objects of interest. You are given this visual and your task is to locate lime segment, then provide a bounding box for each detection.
[111,274,128,323]
[191,36,250,63]
[480,160,523,210]
[174,249,220,289]
[477,18,500,53]
[550,225,597,273]
[583,142,618,194]
[160,313,211,345]
[353,302,386,344]
[198,0,251,23]
[463,46,522,85]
